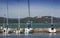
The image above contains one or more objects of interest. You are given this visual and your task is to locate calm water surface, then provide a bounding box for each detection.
[0,33,60,38]
[0,23,60,28]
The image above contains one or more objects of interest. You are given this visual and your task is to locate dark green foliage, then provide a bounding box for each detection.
[0,16,60,23]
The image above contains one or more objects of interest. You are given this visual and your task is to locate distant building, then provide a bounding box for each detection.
[36,16,42,19]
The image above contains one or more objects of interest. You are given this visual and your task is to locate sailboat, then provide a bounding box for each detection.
[3,1,13,34]
[0,14,5,33]
[48,16,56,33]
[14,19,20,34]
[24,0,33,35]
[2,14,7,34]
[14,10,21,34]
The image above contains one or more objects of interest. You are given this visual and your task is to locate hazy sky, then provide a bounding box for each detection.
[0,0,60,18]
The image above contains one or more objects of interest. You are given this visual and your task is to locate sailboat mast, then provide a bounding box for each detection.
[27,0,32,28]
[28,0,30,21]
[18,1,20,28]
[4,14,6,28]
[51,0,53,25]
[18,13,20,28]
[7,0,8,26]
[51,9,53,25]
[51,16,53,25]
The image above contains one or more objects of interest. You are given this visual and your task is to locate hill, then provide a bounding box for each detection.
[0,16,60,23]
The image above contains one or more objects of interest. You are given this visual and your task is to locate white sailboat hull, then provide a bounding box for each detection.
[3,28,13,34]
[48,28,56,33]
[3,28,8,34]
[24,28,33,35]
[14,30,20,34]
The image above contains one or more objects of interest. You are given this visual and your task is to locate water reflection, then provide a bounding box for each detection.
[24,34,32,38]
[49,33,56,38]
[49,33,56,36]
[0,33,60,38]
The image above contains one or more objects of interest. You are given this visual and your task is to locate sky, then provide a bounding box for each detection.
[0,0,60,18]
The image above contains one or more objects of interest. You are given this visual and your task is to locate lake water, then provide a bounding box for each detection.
[0,23,60,28]
[0,33,60,38]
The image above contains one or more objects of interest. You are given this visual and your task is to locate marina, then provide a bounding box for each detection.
[0,0,60,38]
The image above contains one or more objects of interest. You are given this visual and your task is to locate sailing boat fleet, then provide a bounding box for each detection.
[0,0,57,34]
